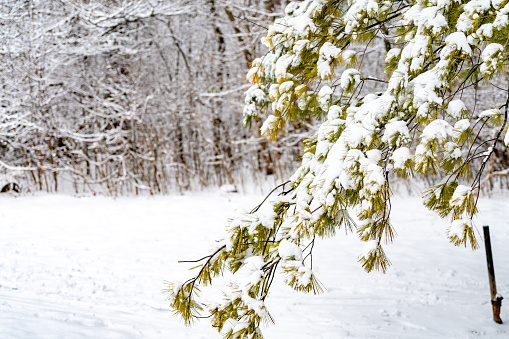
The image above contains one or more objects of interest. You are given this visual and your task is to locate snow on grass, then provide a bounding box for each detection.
[0,192,508,338]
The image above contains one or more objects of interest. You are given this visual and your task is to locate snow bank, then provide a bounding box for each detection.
[0,194,508,338]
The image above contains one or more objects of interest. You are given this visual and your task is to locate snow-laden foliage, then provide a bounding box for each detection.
[168,0,509,337]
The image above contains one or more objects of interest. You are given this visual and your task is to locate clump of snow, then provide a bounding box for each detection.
[417,6,448,35]
[443,32,472,57]
[231,321,250,335]
[245,85,268,105]
[237,256,265,290]
[450,185,471,208]
[363,163,385,194]
[279,81,294,93]
[479,108,501,118]
[340,68,361,92]
[477,23,493,38]
[260,115,281,137]
[452,119,470,140]
[278,239,303,261]
[392,147,412,169]
[343,124,370,148]
[445,142,463,159]
[317,42,341,79]
[493,3,509,29]
[447,99,467,118]
[359,240,378,260]
[241,293,266,316]
[261,52,277,77]
[297,266,313,286]
[480,43,504,76]
[482,43,504,61]
[287,11,316,36]
[246,58,262,83]
[382,120,410,146]
[385,48,401,63]
[254,201,277,229]
[327,105,342,120]
[411,70,444,109]
[317,86,333,110]
[421,119,452,145]
[449,218,472,238]
[275,54,295,81]
[243,103,257,118]
[269,84,280,100]
[366,149,382,163]
[293,39,309,65]
[342,50,357,66]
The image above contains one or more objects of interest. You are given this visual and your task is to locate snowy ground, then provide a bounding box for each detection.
[0,191,508,338]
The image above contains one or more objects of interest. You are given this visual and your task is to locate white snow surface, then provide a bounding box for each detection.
[1,192,508,338]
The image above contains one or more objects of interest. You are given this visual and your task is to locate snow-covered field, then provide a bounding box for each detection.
[0,192,507,338]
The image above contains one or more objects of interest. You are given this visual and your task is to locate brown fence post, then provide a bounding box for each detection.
[483,225,503,324]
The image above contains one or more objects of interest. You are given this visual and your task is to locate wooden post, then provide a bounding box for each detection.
[483,225,503,324]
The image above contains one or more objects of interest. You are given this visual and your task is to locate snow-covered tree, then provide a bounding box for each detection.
[167,0,509,337]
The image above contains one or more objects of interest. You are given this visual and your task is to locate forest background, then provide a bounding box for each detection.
[1,0,509,196]
[1,0,298,195]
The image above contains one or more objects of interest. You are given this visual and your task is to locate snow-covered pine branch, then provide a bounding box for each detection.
[169,0,509,337]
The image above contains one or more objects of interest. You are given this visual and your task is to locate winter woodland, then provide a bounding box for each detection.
[2,0,509,338]
[2,1,508,196]
[0,0,299,195]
